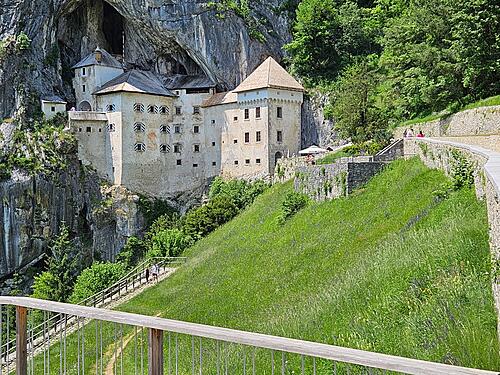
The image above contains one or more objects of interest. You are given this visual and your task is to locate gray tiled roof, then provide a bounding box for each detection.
[72,48,123,69]
[41,95,66,103]
[93,70,176,97]
[164,75,215,90]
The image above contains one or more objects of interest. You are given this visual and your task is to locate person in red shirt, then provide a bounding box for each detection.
[416,131,425,138]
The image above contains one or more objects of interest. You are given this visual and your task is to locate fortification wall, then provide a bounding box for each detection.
[294,157,386,201]
[394,105,500,138]
[404,138,500,335]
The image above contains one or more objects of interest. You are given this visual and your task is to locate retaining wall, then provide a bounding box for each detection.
[404,138,500,336]
[294,157,386,201]
[394,105,500,138]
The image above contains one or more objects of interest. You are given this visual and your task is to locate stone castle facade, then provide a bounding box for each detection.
[60,48,303,197]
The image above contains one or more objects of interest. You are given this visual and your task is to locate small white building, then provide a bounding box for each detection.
[65,48,304,197]
[41,96,67,119]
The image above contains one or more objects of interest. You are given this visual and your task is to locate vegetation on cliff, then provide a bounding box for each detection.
[285,0,500,141]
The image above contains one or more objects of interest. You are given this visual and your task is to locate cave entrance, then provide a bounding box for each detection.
[102,2,124,55]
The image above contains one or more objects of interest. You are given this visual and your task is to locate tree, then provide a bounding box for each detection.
[330,58,387,142]
[45,224,80,302]
[285,0,377,85]
[148,229,193,258]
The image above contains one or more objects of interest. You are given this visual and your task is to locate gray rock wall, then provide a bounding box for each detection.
[394,106,500,138]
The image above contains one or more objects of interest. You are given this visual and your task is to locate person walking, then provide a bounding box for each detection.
[145,267,150,283]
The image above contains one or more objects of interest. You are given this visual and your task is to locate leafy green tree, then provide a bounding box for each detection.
[148,229,193,258]
[116,236,148,269]
[208,177,268,210]
[285,0,378,85]
[330,58,388,142]
[69,262,126,304]
[31,271,59,300]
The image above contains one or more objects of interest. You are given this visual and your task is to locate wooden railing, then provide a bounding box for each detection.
[0,257,185,370]
[0,297,497,375]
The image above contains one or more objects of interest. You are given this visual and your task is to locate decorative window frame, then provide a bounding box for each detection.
[134,122,146,133]
[134,103,145,112]
[134,143,146,152]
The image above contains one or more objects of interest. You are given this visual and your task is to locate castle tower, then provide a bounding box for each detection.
[71,47,124,111]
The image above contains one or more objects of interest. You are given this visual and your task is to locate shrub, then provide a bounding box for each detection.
[69,262,126,304]
[15,32,31,51]
[277,191,309,224]
[450,150,475,189]
[183,196,239,239]
[31,271,59,301]
[117,236,147,269]
[147,228,193,258]
[209,177,268,210]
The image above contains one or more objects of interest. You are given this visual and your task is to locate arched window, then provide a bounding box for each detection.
[79,101,92,111]
[107,123,116,132]
[160,124,170,134]
[159,106,169,115]
[274,151,283,168]
[148,105,159,114]
[160,144,170,153]
[134,103,144,112]
[134,143,146,152]
[106,104,116,112]
[134,122,146,132]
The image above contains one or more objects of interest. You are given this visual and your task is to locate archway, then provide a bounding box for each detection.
[274,151,283,168]
[79,101,92,111]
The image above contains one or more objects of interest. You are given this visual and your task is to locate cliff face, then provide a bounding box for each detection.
[0,0,294,118]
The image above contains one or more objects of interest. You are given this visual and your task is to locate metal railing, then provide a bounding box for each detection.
[0,257,186,370]
[0,297,497,375]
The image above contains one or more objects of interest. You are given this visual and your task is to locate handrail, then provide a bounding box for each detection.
[0,257,186,361]
[0,296,497,375]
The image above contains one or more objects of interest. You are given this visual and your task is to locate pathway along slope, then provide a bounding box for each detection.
[404,137,500,338]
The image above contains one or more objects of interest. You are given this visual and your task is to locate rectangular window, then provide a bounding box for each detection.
[256,158,261,164]
[245,159,250,165]
[212,161,217,166]
[82,67,86,76]
[193,125,200,134]
[51,106,56,112]
[82,85,86,93]
[256,107,261,118]
[174,144,181,153]
[277,106,283,118]
[244,108,249,120]
[86,127,91,133]
[233,139,238,144]
[244,132,250,143]
[193,106,200,115]
[194,144,200,153]
[193,163,198,168]
[211,119,216,124]
[174,125,182,134]
[234,160,239,165]
[233,116,238,122]
[212,142,216,147]
[256,131,261,142]
[175,107,182,115]
[277,130,283,142]
[176,159,182,166]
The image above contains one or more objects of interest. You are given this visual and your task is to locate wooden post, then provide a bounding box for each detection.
[16,306,27,375]
[148,328,163,375]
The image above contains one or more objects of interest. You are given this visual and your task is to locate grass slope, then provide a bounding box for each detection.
[118,158,498,370]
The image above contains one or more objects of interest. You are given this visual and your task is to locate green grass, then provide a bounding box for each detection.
[316,150,351,164]
[462,95,500,111]
[35,158,499,373]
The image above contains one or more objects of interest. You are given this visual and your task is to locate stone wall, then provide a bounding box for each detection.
[404,138,500,335]
[294,157,386,201]
[394,105,500,138]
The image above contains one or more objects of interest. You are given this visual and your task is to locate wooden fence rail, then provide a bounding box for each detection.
[0,297,498,375]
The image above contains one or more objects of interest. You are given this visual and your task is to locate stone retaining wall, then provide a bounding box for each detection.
[404,138,500,336]
[294,158,386,201]
[394,105,500,138]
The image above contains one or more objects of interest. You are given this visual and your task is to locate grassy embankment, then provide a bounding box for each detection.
[35,158,499,373]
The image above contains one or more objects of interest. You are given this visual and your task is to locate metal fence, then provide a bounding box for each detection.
[0,296,497,375]
[0,257,186,371]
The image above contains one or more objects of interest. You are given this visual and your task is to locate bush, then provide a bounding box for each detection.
[450,150,475,189]
[31,271,59,301]
[209,177,268,210]
[147,228,193,258]
[277,191,309,224]
[117,236,147,269]
[183,196,239,239]
[69,262,126,304]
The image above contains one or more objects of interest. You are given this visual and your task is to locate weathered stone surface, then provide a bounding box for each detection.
[294,157,386,201]
[394,105,500,138]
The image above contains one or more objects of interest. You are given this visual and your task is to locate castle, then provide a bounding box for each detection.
[52,48,303,197]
